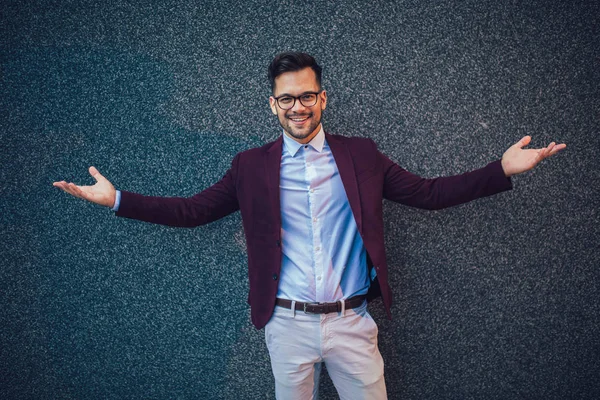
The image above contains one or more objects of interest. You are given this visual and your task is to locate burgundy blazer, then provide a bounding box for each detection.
[116,132,512,329]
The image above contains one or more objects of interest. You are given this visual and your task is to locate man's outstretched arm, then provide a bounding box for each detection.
[53,157,240,227]
[381,136,566,210]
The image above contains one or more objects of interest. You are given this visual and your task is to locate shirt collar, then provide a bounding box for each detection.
[282,125,325,157]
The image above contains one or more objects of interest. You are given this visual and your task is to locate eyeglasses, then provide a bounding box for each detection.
[273,91,322,110]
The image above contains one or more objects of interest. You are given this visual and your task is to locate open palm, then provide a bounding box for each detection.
[53,166,117,208]
[501,136,566,177]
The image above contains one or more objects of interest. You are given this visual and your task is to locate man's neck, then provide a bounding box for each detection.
[284,124,323,145]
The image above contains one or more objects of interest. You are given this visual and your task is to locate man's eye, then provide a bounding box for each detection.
[301,94,315,101]
[279,97,293,104]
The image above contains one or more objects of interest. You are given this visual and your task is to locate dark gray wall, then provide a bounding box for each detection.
[2,1,599,399]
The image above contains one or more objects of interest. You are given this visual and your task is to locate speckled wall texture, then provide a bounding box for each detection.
[1,0,599,399]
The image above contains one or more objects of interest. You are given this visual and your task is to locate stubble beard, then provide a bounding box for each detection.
[280,112,322,143]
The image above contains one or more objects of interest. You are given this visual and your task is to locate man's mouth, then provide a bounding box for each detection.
[288,114,311,123]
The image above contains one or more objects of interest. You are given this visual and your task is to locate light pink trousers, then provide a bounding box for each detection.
[264,301,388,400]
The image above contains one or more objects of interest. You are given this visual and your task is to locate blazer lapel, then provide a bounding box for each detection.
[326,132,363,233]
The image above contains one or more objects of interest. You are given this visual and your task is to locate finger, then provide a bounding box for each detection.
[534,149,545,164]
[548,143,566,156]
[514,135,532,149]
[64,183,81,198]
[89,166,104,182]
[542,142,556,159]
[67,182,87,200]
[55,181,77,195]
[56,182,77,197]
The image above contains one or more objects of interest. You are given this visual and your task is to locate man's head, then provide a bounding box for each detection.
[268,52,327,144]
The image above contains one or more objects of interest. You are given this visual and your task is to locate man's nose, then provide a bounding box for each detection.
[291,98,308,113]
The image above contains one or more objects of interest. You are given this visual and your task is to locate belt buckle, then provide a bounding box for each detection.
[303,302,321,314]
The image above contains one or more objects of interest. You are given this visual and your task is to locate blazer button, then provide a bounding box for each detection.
[272,274,278,280]
[276,240,281,247]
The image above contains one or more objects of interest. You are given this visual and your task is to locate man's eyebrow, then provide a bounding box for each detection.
[275,91,319,97]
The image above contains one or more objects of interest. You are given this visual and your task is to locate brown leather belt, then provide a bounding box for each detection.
[275,295,367,314]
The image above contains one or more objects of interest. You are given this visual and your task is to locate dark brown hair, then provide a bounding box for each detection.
[268,52,322,92]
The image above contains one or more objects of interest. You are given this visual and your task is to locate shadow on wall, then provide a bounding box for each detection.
[1,46,267,399]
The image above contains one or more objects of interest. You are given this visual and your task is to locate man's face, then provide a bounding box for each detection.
[269,67,327,144]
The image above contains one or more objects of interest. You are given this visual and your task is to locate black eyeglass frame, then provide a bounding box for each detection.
[273,91,323,110]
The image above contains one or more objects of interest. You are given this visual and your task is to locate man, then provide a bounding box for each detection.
[54,52,565,399]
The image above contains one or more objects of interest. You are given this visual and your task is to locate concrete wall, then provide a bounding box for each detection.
[2,1,599,398]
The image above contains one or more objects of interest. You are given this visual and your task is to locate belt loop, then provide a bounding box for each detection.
[290,300,296,318]
[340,299,346,317]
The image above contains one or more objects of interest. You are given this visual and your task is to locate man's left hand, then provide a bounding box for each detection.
[501,136,566,177]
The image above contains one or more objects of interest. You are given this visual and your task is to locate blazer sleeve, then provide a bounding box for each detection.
[115,153,240,227]
[380,151,513,210]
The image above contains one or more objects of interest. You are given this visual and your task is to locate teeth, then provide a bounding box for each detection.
[290,116,309,122]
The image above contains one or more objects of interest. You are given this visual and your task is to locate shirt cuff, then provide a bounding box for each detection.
[111,190,121,211]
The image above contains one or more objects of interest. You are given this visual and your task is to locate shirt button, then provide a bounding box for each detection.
[307,162,311,166]
[313,217,318,222]
[272,274,278,280]
[315,246,321,251]
[310,188,315,193]
[317,276,322,281]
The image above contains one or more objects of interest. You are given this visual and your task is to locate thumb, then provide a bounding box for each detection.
[88,166,105,182]
[514,135,531,149]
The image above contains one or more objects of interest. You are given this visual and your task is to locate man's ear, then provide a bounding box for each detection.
[269,96,278,115]
[320,90,327,111]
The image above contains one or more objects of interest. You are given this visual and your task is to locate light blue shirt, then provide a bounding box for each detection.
[112,127,370,302]
[277,127,369,302]
[111,190,121,211]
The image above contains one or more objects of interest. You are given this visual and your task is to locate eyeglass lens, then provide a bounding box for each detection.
[277,93,318,110]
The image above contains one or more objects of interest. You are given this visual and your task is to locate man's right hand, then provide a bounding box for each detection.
[53,166,117,208]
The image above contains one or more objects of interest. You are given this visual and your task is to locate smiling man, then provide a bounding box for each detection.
[268,60,326,143]
[54,51,565,400]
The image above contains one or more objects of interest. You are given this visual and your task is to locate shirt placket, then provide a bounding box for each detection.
[305,146,324,302]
